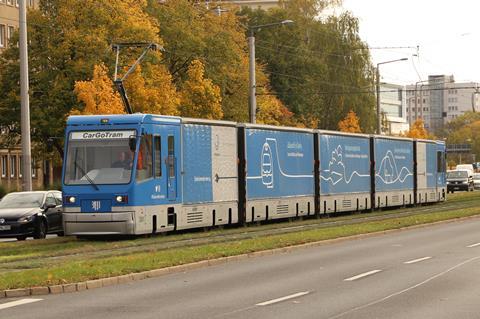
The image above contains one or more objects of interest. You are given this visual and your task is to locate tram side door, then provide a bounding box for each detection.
[167,132,177,200]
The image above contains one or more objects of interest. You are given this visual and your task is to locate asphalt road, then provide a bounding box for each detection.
[0,234,57,242]
[2,217,480,319]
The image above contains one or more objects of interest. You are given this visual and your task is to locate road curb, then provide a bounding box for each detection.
[1,213,479,299]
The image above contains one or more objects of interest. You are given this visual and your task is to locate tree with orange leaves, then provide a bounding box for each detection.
[338,110,362,133]
[72,64,125,115]
[402,119,431,139]
[179,60,223,120]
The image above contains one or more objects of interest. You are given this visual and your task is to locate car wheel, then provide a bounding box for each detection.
[33,220,47,239]
[57,231,65,237]
[16,236,27,241]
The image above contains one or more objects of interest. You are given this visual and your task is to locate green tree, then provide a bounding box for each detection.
[240,2,375,131]
[147,0,255,122]
[0,0,161,156]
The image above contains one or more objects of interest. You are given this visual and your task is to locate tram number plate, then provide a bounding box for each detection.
[0,226,11,231]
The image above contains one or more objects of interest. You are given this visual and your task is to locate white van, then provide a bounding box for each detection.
[456,164,474,177]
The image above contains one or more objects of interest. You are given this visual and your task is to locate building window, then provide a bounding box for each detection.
[7,26,14,44]
[31,157,36,178]
[1,155,6,178]
[19,155,22,178]
[29,0,34,7]
[0,25,5,48]
[15,0,18,6]
[10,155,16,178]
[0,0,5,4]
[6,0,12,5]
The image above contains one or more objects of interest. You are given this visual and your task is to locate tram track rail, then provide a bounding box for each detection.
[0,193,478,273]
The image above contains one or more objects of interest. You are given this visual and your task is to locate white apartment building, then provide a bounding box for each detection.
[379,83,409,134]
[406,75,480,134]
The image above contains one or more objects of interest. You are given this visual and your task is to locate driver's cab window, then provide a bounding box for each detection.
[45,193,56,207]
[136,134,153,182]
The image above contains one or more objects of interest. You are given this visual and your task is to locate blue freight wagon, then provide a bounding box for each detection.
[240,124,315,222]
[373,136,415,208]
[318,131,372,213]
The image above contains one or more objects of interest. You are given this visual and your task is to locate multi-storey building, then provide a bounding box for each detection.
[0,0,37,52]
[406,75,480,134]
[0,0,55,192]
[379,83,409,135]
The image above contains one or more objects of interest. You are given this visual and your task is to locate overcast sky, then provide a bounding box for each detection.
[337,0,480,85]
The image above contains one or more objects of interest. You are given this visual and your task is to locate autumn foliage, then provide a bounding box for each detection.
[72,64,125,115]
[179,60,223,120]
[338,110,362,133]
[402,119,430,139]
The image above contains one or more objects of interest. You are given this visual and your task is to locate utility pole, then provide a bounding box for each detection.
[248,32,256,124]
[247,20,293,124]
[19,0,32,191]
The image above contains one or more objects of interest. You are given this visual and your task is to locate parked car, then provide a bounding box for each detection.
[0,191,63,240]
[473,173,480,190]
[447,170,474,193]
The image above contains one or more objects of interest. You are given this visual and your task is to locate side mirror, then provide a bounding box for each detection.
[43,203,56,210]
[129,136,137,152]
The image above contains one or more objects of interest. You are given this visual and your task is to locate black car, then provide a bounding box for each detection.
[446,170,474,193]
[0,191,63,240]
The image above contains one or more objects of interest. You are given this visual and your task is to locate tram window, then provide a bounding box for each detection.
[437,151,445,173]
[168,135,175,177]
[136,134,153,182]
[154,136,161,178]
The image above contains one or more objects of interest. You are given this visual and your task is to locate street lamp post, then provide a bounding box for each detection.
[376,58,408,134]
[248,20,293,124]
[19,0,32,191]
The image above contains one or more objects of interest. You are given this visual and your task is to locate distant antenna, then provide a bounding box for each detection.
[112,42,161,114]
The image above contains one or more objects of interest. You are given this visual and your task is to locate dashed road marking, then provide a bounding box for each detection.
[467,242,480,248]
[344,270,382,282]
[256,291,310,306]
[404,256,432,264]
[0,299,43,310]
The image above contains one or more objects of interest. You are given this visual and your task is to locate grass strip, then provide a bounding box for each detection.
[1,205,479,290]
[2,192,478,264]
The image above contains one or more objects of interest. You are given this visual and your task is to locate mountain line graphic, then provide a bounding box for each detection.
[320,145,370,185]
[375,150,412,184]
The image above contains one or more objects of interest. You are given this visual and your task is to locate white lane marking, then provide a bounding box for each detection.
[256,291,310,306]
[328,255,480,319]
[404,256,432,264]
[467,242,480,248]
[0,299,42,310]
[344,270,382,282]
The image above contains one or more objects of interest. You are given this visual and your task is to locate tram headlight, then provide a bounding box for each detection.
[115,195,128,203]
[68,196,76,204]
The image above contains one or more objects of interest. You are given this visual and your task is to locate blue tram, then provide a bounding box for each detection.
[61,114,446,236]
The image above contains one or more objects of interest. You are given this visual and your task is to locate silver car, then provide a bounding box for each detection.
[474,173,480,190]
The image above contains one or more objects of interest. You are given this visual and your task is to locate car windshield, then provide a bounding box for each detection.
[447,171,468,179]
[64,130,136,185]
[0,193,44,209]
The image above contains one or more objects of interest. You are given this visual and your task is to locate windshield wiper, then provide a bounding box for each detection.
[73,150,99,191]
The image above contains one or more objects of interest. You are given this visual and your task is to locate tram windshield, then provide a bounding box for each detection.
[64,130,136,185]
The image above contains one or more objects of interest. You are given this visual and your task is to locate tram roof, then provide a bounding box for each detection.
[66,114,182,126]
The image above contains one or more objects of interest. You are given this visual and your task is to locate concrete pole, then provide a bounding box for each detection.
[19,0,32,191]
[248,33,256,124]
[376,66,381,134]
